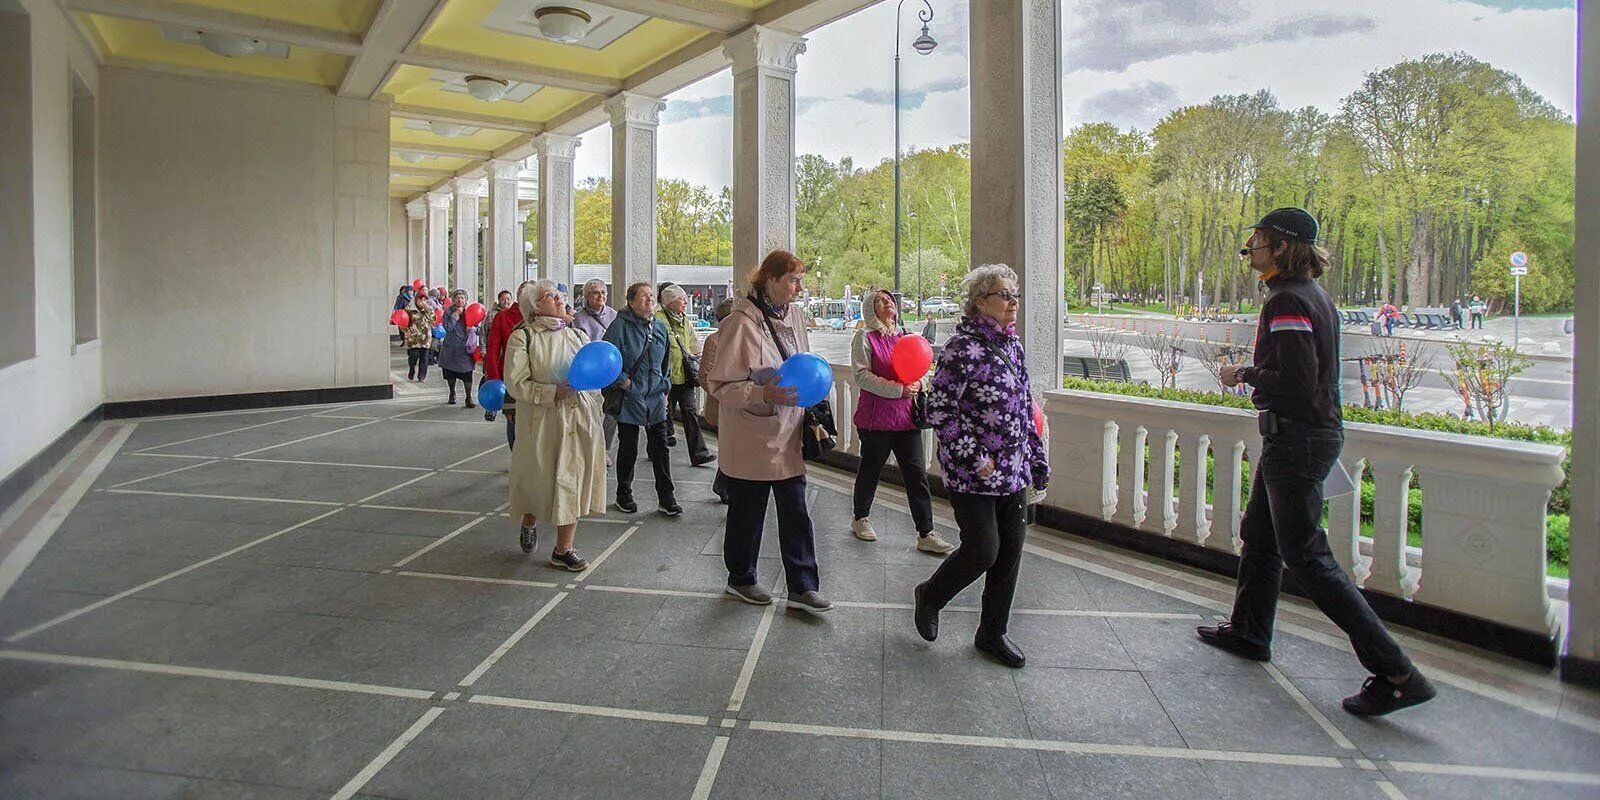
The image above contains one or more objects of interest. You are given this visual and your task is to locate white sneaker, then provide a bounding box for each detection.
[916,532,957,555]
[851,518,877,541]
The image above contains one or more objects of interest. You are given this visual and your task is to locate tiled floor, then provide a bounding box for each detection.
[1,358,1598,799]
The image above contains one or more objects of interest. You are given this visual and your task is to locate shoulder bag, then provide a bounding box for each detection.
[602,324,652,418]
[759,308,836,461]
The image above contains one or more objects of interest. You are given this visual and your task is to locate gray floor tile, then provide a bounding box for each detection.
[1014,667,1186,746]
[11,547,198,597]
[1199,761,1393,800]
[1144,670,1352,756]
[1038,753,1221,799]
[881,740,1051,800]
[1106,617,1263,675]
[120,410,307,451]
[133,459,420,504]
[636,593,767,650]
[313,506,477,538]
[224,611,516,689]
[710,729,880,800]
[524,715,719,800]
[1000,614,1140,671]
[881,635,1031,737]
[16,598,293,669]
[1077,568,1220,615]
[0,759,322,800]
[1390,773,1581,800]
[0,587,108,639]
[141,416,375,458]
[359,705,568,800]
[364,467,508,513]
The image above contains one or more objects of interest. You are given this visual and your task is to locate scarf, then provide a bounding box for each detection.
[530,315,567,332]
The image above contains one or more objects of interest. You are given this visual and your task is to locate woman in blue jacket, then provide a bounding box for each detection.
[603,282,680,516]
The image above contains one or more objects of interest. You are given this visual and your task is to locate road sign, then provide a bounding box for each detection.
[1510,265,1529,276]
[1510,251,1528,268]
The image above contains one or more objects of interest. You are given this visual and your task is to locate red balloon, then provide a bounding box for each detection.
[472,347,484,363]
[1032,401,1045,438]
[890,334,934,384]
[389,309,411,328]
[463,302,488,327]
[411,278,424,291]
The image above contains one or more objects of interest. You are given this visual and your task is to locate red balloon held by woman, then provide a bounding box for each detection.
[463,302,487,327]
[411,278,424,291]
[389,309,410,328]
[890,334,933,384]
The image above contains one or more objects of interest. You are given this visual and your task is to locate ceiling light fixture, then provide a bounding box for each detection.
[464,75,510,102]
[199,31,263,58]
[533,5,592,44]
[397,152,426,163]
[428,121,467,137]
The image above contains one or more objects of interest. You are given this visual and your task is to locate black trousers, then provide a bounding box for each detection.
[922,490,1027,635]
[1470,312,1484,329]
[723,474,818,594]
[442,368,474,403]
[852,429,934,535]
[504,408,516,451]
[406,348,430,380]
[667,383,711,460]
[616,421,675,504]
[1230,424,1414,677]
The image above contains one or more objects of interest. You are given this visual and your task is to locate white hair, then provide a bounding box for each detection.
[518,278,561,319]
[961,264,1019,317]
[582,278,608,295]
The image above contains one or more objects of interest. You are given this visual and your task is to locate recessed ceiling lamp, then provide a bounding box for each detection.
[199,31,263,58]
[397,152,427,163]
[533,5,592,44]
[428,121,467,137]
[464,75,510,102]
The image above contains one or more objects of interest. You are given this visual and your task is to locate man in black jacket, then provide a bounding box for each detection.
[1197,207,1435,717]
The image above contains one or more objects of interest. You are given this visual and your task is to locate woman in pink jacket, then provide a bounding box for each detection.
[704,250,831,615]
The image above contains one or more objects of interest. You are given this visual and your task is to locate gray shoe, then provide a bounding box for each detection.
[787,590,834,615]
[725,583,773,605]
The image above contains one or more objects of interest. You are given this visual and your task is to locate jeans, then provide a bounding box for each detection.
[407,348,430,380]
[1470,312,1484,330]
[921,490,1028,636]
[723,474,818,594]
[668,383,711,460]
[616,421,675,504]
[1229,423,1414,677]
[852,429,934,535]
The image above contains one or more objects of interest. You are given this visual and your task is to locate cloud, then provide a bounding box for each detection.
[1079,81,1182,129]
[1065,0,1376,72]
[846,75,970,110]
[661,95,731,125]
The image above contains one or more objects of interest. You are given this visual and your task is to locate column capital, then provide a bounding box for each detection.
[405,198,427,219]
[724,26,806,75]
[534,132,581,161]
[426,190,452,210]
[452,176,484,196]
[516,207,532,223]
[605,92,665,127]
[487,158,523,181]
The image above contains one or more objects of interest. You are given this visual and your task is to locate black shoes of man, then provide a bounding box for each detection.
[1198,623,1436,716]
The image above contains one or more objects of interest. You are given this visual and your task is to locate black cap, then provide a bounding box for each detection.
[1247,207,1318,243]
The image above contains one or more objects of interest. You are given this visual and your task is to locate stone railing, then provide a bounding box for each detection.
[825,364,1567,645]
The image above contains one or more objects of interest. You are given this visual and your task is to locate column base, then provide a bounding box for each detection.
[1562,654,1600,689]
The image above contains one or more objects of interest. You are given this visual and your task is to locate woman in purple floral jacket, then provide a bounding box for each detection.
[913,264,1049,668]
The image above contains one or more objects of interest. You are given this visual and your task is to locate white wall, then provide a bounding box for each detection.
[99,68,391,401]
[0,0,104,486]
[388,197,409,298]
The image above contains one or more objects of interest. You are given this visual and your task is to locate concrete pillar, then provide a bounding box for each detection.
[607,92,665,298]
[485,158,522,302]
[425,190,450,291]
[516,207,532,285]
[534,133,579,291]
[1564,0,1600,688]
[405,199,425,285]
[451,177,481,301]
[969,0,1064,394]
[725,26,805,293]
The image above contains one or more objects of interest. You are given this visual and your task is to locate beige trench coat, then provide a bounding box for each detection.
[505,318,607,526]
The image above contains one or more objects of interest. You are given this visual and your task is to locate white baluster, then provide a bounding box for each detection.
[1048,411,1116,520]
[1175,432,1211,545]
[1114,423,1148,528]
[1325,457,1369,585]
[1207,438,1247,554]
[1144,427,1177,536]
[1365,459,1418,599]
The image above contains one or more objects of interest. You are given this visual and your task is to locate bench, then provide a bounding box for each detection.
[1063,355,1132,382]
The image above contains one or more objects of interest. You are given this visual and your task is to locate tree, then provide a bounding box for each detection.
[573,177,611,264]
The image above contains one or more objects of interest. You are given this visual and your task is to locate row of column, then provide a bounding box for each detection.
[404,173,532,302]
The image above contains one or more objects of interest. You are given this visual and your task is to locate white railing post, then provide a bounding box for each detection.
[1047,399,1116,519]
[1114,423,1148,529]
[1207,438,1248,554]
[1365,459,1419,599]
[1144,428,1178,536]
[1174,432,1211,545]
[1325,457,1370,584]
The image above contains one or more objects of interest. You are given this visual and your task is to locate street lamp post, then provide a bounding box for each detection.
[893,0,937,294]
[910,209,923,314]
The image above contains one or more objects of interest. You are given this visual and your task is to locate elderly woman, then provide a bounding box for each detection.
[572,278,620,463]
[402,293,436,382]
[603,282,680,516]
[487,280,536,449]
[913,264,1049,668]
[658,283,715,467]
[702,297,736,504]
[705,249,831,615]
[850,289,954,555]
[439,289,478,408]
[505,279,607,570]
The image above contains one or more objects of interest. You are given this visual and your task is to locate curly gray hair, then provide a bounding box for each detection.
[960,264,1019,317]
[518,278,562,320]
[582,278,608,296]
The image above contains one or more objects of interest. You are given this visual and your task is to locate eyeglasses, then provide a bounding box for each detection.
[983,290,1022,303]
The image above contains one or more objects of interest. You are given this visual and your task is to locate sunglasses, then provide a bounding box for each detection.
[983,290,1022,303]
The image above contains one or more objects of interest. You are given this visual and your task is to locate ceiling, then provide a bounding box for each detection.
[61,0,873,200]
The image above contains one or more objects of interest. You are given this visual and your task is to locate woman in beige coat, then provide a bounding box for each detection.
[506,279,607,571]
[704,250,831,615]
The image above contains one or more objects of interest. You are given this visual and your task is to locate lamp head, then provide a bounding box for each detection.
[911,24,937,55]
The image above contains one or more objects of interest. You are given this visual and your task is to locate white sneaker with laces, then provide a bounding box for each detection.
[917,532,957,555]
[851,518,877,542]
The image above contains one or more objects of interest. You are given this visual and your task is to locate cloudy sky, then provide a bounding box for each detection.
[572,0,1577,190]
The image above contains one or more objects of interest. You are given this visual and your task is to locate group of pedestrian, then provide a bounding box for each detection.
[432,208,1435,718]
[1380,294,1489,336]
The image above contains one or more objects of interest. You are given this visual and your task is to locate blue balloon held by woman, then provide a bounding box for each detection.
[568,340,623,391]
[777,352,834,408]
[478,379,506,412]
[431,324,446,340]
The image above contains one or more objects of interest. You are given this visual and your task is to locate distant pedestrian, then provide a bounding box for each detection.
[603,283,680,517]
[1469,295,1487,330]
[1380,301,1400,337]
[486,281,534,447]
[402,293,435,382]
[439,289,477,408]
[702,298,735,504]
[1449,298,1464,330]
[658,283,715,467]
[574,279,619,464]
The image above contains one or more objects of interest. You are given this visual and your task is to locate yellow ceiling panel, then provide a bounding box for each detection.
[391,153,473,172]
[180,0,381,34]
[383,65,590,123]
[85,15,351,87]
[390,117,521,150]
[421,0,706,80]
[389,175,437,187]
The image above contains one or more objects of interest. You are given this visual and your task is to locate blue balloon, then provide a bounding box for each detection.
[568,341,623,391]
[777,352,834,408]
[478,379,506,412]
[431,324,446,340]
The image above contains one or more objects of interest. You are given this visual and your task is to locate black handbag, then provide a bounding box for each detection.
[603,330,653,418]
[682,353,701,388]
[757,301,836,460]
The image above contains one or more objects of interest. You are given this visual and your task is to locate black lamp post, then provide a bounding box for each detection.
[893,0,937,294]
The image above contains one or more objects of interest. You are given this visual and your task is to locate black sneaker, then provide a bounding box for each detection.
[691,453,716,467]
[974,631,1026,668]
[519,524,537,554]
[1196,622,1271,662]
[1342,672,1436,717]
[616,496,638,514]
[484,410,497,422]
[447,398,457,405]
[913,582,938,642]
[549,549,588,572]
[659,500,683,516]
[465,401,476,409]
[666,433,678,447]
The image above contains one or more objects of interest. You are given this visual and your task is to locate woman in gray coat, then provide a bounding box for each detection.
[439,288,478,408]
[602,282,679,516]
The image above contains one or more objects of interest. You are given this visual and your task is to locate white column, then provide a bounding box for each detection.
[1565,0,1600,685]
[451,177,481,301]
[516,207,532,285]
[607,92,665,298]
[725,26,805,293]
[485,159,522,302]
[969,0,1064,393]
[405,199,426,284]
[425,190,451,290]
[535,133,580,291]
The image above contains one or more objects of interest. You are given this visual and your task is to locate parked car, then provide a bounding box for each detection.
[920,297,959,315]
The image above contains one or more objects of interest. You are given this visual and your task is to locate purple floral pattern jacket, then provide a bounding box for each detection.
[927,315,1050,496]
